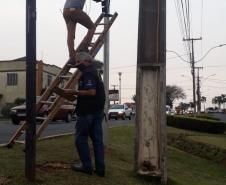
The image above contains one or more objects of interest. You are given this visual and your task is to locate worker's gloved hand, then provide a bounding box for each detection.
[75,63,87,71]
[93,0,101,2]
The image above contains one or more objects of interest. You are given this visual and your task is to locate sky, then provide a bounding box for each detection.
[0,0,226,109]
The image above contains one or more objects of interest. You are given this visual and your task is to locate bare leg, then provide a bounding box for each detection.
[66,21,76,58]
[75,10,96,51]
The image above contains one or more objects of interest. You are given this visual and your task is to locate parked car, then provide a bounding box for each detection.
[205,107,222,114]
[9,96,75,125]
[166,105,174,115]
[108,104,132,120]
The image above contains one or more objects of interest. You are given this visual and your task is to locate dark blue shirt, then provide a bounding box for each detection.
[76,68,99,116]
[78,73,96,91]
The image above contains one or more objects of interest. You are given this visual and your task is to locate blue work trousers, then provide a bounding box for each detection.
[75,111,105,172]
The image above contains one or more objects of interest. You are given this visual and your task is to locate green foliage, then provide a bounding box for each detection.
[1,125,226,185]
[166,85,186,108]
[167,115,226,134]
[1,103,16,118]
[188,114,221,121]
[168,134,226,163]
[14,97,25,105]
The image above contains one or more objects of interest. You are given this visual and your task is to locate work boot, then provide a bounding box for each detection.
[94,170,105,177]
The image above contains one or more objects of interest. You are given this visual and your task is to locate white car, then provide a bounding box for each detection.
[108,104,132,120]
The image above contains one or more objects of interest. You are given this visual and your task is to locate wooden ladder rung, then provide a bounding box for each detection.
[36,117,47,120]
[98,23,107,26]
[59,75,72,79]
[94,32,102,35]
[41,101,53,105]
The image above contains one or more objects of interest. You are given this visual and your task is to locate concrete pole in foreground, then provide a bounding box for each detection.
[135,0,167,184]
[103,13,110,146]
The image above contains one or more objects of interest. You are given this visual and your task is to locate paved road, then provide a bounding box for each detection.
[0,117,135,145]
[211,113,226,122]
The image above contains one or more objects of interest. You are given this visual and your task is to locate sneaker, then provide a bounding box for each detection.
[71,164,92,175]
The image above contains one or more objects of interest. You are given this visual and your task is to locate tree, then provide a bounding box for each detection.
[178,102,190,114]
[166,85,186,108]
[222,94,226,109]
[212,96,224,109]
[131,95,136,102]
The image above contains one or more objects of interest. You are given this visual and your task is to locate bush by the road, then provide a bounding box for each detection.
[1,103,15,118]
[194,114,220,121]
[167,115,226,134]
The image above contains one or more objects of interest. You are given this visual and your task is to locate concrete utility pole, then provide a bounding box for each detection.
[183,37,202,114]
[25,0,36,181]
[118,72,122,104]
[135,0,167,184]
[103,0,110,146]
[196,67,203,114]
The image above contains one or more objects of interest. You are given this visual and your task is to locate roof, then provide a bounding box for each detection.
[0,56,26,62]
[0,56,64,71]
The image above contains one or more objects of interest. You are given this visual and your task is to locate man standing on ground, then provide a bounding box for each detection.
[61,52,106,177]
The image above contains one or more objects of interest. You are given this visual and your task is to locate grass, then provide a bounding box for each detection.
[0,125,226,185]
[188,135,226,149]
[168,126,226,149]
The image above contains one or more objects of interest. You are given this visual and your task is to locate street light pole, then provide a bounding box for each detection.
[25,0,36,181]
[118,72,122,104]
[111,85,118,104]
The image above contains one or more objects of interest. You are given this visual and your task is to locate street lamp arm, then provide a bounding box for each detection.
[166,50,190,63]
[195,44,226,63]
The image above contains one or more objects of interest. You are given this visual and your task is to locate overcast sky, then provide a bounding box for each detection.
[0,0,226,108]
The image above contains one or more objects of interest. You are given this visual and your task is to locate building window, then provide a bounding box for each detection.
[7,73,18,86]
[47,74,52,86]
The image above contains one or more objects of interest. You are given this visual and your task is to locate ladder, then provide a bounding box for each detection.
[6,12,118,148]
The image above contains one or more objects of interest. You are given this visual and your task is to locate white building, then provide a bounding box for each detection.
[0,57,70,109]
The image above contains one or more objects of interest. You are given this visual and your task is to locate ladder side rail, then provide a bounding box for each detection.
[7,12,118,147]
[6,121,27,147]
[36,71,82,138]
[94,13,104,26]
[36,67,71,111]
[48,70,81,113]
[36,97,66,138]
[74,14,104,54]
[90,12,118,56]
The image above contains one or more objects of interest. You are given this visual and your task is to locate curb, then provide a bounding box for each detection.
[0,123,133,147]
[0,132,74,147]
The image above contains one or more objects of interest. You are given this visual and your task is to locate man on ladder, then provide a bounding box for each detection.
[63,0,102,64]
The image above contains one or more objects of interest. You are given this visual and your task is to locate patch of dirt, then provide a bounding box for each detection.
[36,161,71,173]
[0,176,11,185]
[219,156,226,165]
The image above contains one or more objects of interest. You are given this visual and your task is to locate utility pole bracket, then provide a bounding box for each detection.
[138,63,165,69]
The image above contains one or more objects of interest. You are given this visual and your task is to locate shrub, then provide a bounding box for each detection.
[14,97,25,105]
[188,114,220,121]
[167,115,226,134]
[1,103,16,118]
